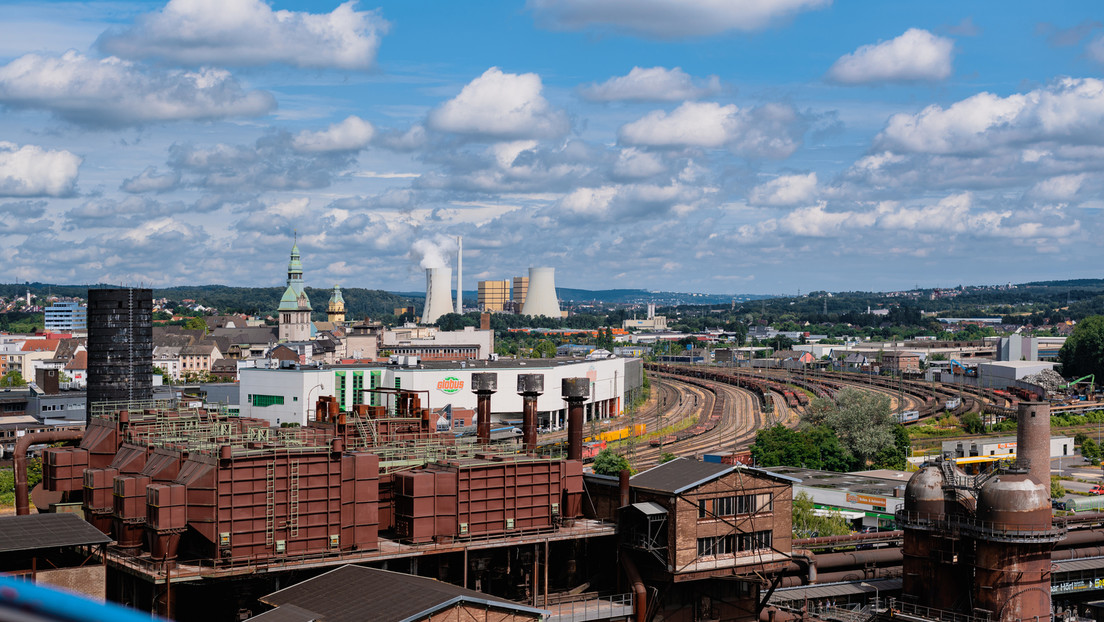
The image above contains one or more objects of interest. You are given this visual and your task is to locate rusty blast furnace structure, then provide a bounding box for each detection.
[33,371,605,620]
[900,401,1064,621]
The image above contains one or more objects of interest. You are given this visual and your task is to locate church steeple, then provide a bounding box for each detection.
[327,285,346,324]
[278,237,312,342]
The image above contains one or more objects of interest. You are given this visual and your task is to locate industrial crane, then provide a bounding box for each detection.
[1061,374,1095,396]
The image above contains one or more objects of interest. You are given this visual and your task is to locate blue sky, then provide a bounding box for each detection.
[1,1,1103,296]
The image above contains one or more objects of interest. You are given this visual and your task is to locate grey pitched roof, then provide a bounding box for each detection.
[246,604,322,622]
[0,512,111,553]
[631,457,800,495]
[211,326,279,345]
[260,565,546,622]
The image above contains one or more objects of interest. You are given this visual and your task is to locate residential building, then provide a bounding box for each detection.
[64,351,87,387]
[477,279,511,312]
[880,350,921,373]
[381,325,494,361]
[345,321,382,361]
[153,346,182,381]
[511,276,528,308]
[180,342,223,377]
[44,302,87,332]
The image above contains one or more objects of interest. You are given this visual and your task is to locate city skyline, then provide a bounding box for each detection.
[1,1,1103,295]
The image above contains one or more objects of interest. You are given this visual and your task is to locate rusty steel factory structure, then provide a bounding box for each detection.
[897,401,1065,622]
[22,374,615,620]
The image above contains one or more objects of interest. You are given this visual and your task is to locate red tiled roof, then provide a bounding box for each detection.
[65,351,87,371]
[20,339,60,353]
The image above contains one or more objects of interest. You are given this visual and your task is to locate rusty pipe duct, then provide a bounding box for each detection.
[16,429,83,515]
[794,531,903,547]
[517,374,544,454]
[622,553,648,622]
[562,378,589,461]
[471,372,497,444]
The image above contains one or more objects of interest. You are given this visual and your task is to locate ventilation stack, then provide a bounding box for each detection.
[1017,401,1051,486]
[520,267,560,318]
[455,236,463,315]
[422,267,453,325]
[472,373,497,444]
[562,377,588,461]
[517,374,544,454]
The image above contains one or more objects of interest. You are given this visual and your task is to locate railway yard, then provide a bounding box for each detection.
[578,362,1079,471]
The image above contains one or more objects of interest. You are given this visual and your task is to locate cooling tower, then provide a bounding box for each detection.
[520,267,560,318]
[422,267,454,325]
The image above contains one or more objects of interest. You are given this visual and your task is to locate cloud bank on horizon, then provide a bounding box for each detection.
[0,0,1101,295]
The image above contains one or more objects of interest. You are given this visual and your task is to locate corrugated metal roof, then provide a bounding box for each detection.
[260,564,547,622]
[631,501,667,516]
[771,578,902,603]
[0,513,111,553]
[1055,556,1104,573]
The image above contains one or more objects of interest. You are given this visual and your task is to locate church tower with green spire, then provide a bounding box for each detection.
[327,285,346,324]
[278,239,312,342]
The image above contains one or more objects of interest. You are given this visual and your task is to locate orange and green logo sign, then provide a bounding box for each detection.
[437,376,464,394]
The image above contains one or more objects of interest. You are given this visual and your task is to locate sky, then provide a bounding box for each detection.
[1,1,1103,296]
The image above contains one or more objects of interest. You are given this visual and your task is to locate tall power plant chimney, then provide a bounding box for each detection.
[456,235,463,315]
[520,267,560,318]
[422,267,453,325]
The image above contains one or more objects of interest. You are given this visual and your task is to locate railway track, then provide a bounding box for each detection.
[647,363,1010,428]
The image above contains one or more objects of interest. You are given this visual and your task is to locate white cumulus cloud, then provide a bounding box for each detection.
[120,167,181,194]
[579,66,721,102]
[0,51,275,127]
[827,29,954,84]
[428,67,569,140]
[618,101,804,158]
[876,78,1104,154]
[749,172,818,206]
[293,116,375,152]
[97,0,388,70]
[0,142,81,197]
[529,0,830,38]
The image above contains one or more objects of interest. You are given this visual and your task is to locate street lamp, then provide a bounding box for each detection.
[860,582,879,610]
[307,383,324,422]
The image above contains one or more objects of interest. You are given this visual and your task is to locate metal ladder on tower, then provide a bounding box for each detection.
[265,461,275,546]
[288,460,300,538]
[352,414,377,448]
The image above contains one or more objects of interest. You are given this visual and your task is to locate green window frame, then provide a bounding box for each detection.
[251,394,285,407]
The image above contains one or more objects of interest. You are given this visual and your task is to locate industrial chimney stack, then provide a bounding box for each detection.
[520,267,560,318]
[422,267,453,325]
[455,235,463,315]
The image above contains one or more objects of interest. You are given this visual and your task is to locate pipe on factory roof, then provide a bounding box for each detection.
[16,429,83,515]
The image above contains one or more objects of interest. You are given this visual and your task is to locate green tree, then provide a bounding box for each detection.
[0,370,26,387]
[184,317,208,333]
[961,412,985,434]
[533,340,557,358]
[1052,475,1066,499]
[659,452,678,464]
[816,388,896,466]
[792,491,851,538]
[592,449,632,476]
[872,425,911,470]
[1059,315,1104,380]
[1082,438,1100,463]
[751,424,853,472]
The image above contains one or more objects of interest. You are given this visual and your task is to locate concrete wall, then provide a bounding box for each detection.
[240,358,637,427]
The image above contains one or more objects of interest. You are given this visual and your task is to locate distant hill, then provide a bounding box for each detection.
[0,283,415,319]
